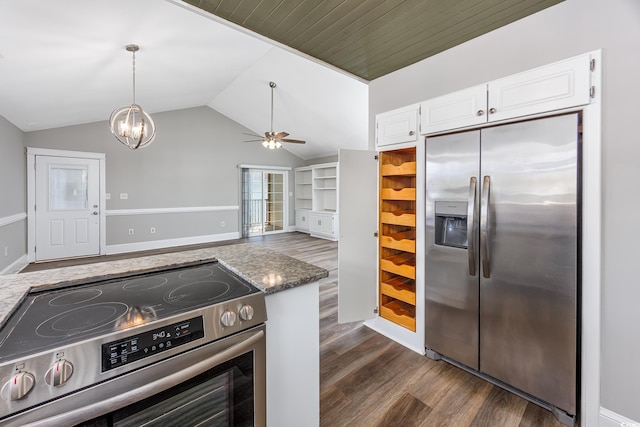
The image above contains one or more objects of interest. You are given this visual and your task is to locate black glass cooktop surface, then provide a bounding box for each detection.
[0,261,259,361]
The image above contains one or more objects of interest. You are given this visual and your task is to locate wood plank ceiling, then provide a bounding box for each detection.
[184,0,564,81]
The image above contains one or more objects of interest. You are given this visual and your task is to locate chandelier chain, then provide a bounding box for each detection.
[132,49,136,105]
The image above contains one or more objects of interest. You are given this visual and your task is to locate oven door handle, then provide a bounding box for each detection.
[23,329,265,427]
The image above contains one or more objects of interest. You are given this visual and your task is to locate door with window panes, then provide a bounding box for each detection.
[245,170,286,236]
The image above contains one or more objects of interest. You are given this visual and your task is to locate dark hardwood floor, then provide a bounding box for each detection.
[21,232,565,426]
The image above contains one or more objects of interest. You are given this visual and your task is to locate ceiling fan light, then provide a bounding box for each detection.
[262,140,269,148]
[275,140,282,149]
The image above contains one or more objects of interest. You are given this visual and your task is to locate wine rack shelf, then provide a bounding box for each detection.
[378,147,417,332]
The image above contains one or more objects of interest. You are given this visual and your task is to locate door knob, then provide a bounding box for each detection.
[93,212,99,215]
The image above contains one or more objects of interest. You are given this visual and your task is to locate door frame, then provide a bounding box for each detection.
[246,169,289,236]
[238,164,291,236]
[27,147,106,263]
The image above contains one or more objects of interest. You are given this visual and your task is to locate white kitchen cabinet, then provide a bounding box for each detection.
[337,147,426,354]
[419,52,594,135]
[295,209,310,232]
[375,104,419,148]
[487,53,592,122]
[420,85,487,134]
[309,211,338,241]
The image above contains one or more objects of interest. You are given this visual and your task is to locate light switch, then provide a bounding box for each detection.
[120,193,128,200]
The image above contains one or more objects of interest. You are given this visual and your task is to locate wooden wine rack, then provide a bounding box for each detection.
[379,148,417,331]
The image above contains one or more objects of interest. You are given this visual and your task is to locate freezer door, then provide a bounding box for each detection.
[425,130,480,370]
[479,114,578,414]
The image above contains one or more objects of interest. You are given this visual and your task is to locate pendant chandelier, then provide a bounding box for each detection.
[109,44,156,149]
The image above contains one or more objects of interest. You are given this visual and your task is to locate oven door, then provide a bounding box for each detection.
[8,325,265,427]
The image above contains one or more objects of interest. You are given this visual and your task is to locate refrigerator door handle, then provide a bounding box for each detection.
[467,176,477,276]
[481,175,491,278]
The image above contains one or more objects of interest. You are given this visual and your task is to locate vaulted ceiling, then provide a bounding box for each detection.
[0,0,563,159]
[184,0,564,80]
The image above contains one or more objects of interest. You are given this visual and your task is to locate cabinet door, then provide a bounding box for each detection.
[337,149,378,323]
[487,53,592,122]
[376,105,419,148]
[420,85,487,134]
[295,209,309,232]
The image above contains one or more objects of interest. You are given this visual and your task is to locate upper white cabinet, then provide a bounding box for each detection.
[487,53,592,122]
[420,85,487,134]
[419,52,594,134]
[375,104,419,148]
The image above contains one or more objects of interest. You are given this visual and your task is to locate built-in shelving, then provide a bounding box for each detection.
[295,168,313,211]
[312,164,338,212]
[379,148,417,331]
[295,163,339,240]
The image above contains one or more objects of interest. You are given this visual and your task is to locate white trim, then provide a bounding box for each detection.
[105,232,240,255]
[0,213,26,227]
[237,164,292,171]
[0,254,28,275]
[26,147,105,160]
[600,408,640,427]
[580,49,602,427]
[106,206,239,216]
[27,148,107,263]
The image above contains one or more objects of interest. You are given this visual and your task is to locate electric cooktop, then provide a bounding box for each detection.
[0,260,260,361]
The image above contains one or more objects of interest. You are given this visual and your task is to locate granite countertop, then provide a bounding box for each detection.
[0,243,328,329]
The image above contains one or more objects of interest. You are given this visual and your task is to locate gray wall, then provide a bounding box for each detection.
[306,155,338,165]
[369,0,640,420]
[0,115,26,272]
[24,106,306,248]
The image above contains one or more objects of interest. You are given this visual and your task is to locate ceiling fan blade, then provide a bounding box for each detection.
[274,131,289,138]
[242,139,264,143]
[242,132,263,138]
[280,139,306,144]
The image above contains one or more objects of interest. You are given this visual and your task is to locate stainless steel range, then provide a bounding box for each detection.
[0,260,267,426]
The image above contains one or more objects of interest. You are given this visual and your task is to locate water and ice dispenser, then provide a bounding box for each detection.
[434,201,468,249]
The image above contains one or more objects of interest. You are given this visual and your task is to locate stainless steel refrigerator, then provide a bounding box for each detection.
[425,113,579,420]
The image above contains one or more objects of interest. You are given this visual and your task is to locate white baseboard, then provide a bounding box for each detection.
[0,254,29,275]
[600,407,640,427]
[106,232,241,255]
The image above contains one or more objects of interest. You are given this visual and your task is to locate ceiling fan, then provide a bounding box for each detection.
[243,81,306,149]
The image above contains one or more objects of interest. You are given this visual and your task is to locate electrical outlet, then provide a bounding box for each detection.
[150,227,156,234]
[120,193,128,200]
[128,228,134,235]
[221,221,225,227]
[105,193,111,200]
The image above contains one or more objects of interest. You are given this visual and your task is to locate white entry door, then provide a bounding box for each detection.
[34,155,101,261]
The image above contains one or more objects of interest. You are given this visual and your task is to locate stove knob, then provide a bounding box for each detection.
[1,372,35,401]
[45,360,74,387]
[239,304,254,321]
[220,309,237,327]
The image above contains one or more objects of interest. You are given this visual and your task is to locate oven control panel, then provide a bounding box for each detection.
[101,316,205,372]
